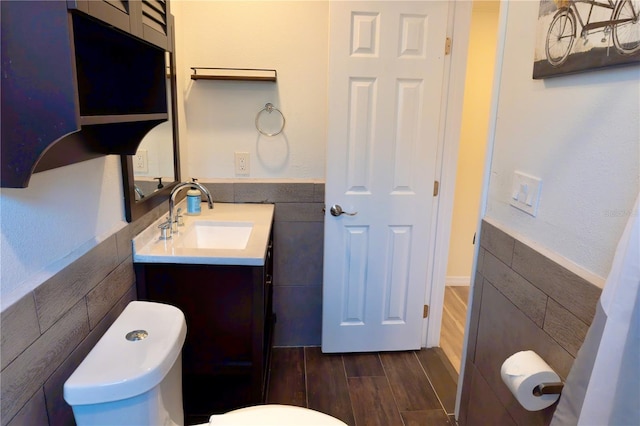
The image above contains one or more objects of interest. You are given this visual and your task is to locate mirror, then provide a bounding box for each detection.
[121,49,181,222]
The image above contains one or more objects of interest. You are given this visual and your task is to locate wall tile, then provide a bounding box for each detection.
[202,182,234,203]
[465,272,485,365]
[274,221,324,287]
[313,183,325,203]
[482,251,548,327]
[274,202,324,222]
[476,248,485,275]
[458,358,473,426]
[273,285,322,346]
[86,258,135,329]
[115,224,134,264]
[474,283,571,425]
[480,220,515,266]
[512,241,600,325]
[464,364,517,426]
[34,236,119,332]
[234,182,315,203]
[6,389,48,426]
[1,300,89,424]
[543,298,589,357]
[127,200,169,237]
[459,221,602,425]
[44,287,135,426]
[1,294,40,370]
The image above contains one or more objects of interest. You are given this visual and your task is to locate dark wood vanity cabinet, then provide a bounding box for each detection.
[135,238,274,422]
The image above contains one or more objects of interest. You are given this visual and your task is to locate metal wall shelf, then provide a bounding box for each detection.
[190,67,277,82]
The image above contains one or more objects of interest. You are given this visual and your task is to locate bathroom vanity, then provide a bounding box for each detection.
[133,203,275,422]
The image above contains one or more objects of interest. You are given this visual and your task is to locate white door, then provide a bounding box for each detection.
[322,1,450,353]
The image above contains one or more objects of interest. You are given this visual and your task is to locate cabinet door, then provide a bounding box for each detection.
[69,0,141,36]
[68,0,169,50]
[140,0,170,50]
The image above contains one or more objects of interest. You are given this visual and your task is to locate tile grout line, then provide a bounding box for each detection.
[377,353,409,426]
[339,354,358,426]
[411,350,452,417]
[303,347,310,410]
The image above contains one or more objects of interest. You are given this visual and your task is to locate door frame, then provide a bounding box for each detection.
[442,0,509,419]
[421,0,473,349]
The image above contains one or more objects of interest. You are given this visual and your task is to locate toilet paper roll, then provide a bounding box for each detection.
[500,350,561,411]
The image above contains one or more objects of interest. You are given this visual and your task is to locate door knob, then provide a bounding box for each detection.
[330,204,357,217]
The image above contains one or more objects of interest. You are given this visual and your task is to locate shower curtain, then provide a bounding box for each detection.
[551,192,640,426]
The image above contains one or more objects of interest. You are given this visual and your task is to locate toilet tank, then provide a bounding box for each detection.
[64,301,187,426]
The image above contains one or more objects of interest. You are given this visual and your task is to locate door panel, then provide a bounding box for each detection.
[323,1,449,353]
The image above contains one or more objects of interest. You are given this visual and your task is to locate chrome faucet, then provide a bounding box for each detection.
[166,181,213,237]
[134,185,145,200]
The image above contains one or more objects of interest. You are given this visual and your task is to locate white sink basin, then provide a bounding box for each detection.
[177,221,253,250]
[132,202,274,266]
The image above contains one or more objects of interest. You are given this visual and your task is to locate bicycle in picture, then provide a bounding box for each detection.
[533,0,640,77]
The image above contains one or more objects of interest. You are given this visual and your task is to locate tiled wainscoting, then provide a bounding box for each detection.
[0,181,324,425]
[458,219,603,425]
[0,201,166,426]
[202,181,326,347]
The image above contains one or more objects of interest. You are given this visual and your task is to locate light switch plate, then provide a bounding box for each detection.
[510,171,542,216]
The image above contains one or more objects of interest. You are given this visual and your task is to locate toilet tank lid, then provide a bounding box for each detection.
[64,301,187,405]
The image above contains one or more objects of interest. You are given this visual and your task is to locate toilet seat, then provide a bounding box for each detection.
[204,404,348,425]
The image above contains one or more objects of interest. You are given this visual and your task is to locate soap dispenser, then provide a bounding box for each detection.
[187,178,202,215]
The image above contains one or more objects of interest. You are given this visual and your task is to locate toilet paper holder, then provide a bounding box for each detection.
[533,382,564,397]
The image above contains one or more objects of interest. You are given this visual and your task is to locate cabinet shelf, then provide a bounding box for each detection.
[190,67,277,82]
[80,113,168,126]
[1,3,170,188]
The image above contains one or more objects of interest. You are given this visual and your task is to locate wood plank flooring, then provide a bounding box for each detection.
[266,347,458,426]
[440,286,470,373]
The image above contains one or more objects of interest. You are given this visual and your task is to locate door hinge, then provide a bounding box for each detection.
[423,305,429,318]
[445,37,452,55]
[433,180,439,197]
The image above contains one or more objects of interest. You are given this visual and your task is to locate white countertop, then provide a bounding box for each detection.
[133,202,274,266]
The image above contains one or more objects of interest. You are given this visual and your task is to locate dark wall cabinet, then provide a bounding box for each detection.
[135,238,274,423]
[1,0,172,188]
[68,0,172,51]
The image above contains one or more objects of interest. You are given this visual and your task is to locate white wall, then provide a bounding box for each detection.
[0,157,126,310]
[172,1,328,180]
[486,1,640,280]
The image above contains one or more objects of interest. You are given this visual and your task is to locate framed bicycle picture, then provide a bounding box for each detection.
[533,0,640,78]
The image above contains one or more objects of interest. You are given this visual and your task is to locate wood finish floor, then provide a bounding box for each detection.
[440,286,470,374]
[266,347,458,426]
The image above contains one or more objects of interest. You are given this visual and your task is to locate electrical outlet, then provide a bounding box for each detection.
[235,152,250,175]
[134,150,148,173]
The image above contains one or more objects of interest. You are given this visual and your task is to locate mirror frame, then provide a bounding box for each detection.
[121,41,181,222]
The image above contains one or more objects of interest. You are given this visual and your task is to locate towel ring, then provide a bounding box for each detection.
[255,103,285,136]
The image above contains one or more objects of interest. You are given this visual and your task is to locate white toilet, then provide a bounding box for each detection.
[64,301,346,426]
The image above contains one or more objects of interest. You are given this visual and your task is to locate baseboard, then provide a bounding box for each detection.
[445,276,470,286]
